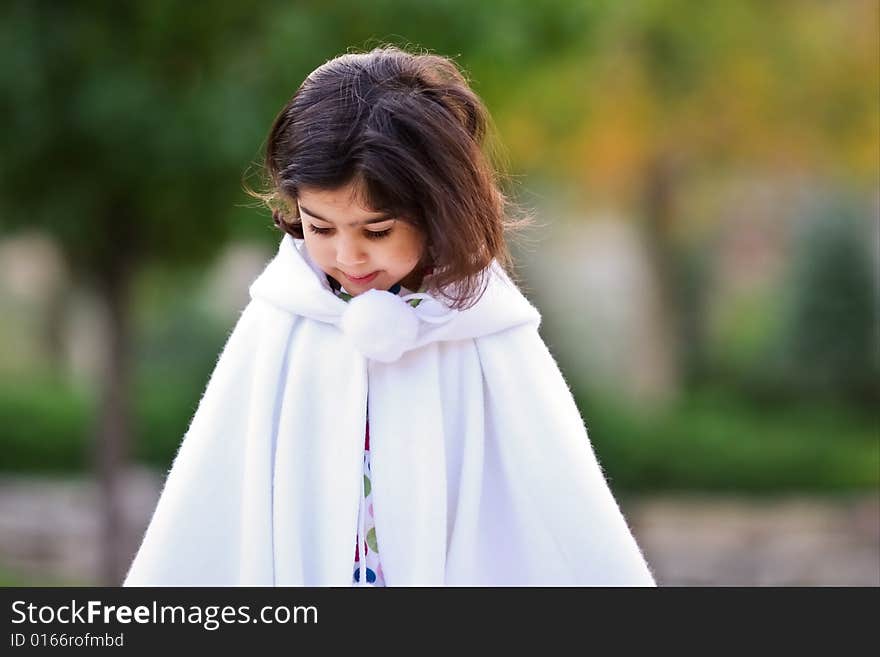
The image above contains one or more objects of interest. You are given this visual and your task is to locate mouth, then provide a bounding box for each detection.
[342,271,380,284]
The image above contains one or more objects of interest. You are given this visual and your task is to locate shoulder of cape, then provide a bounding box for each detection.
[470,319,544,359]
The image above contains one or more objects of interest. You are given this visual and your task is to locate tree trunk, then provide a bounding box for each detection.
[642,152,709,391]
[93,259,134,586]
[641,152,685,395]
[44,281,69,372]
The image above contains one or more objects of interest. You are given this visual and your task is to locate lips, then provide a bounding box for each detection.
[342,271,379,284]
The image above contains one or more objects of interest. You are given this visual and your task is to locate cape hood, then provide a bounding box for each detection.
[249,235,543,361]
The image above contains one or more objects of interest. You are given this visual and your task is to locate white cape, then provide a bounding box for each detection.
[124,235,656,586]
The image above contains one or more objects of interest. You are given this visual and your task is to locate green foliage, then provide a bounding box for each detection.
[2,375,876,494]
[775,197,878,402]
[0,1,273,272]
[0,264,232,473]
[680,188,878,411]
[581,386,879,494]
[131,270,234,466]
[2,0,876,262]
[0,379,93,472]
[0,372,214,474]
[582,390,880,493]
[0,0,610,273]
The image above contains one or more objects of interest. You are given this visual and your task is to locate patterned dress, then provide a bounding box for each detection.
[327,273,427,587]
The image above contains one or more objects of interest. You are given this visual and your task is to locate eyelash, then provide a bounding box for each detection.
[306,224,392,240]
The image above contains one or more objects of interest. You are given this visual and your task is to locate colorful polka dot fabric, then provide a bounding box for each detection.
[326,272,428,587]
[354,418,384,585]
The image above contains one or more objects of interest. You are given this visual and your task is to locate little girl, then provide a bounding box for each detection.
[124,45,656,587]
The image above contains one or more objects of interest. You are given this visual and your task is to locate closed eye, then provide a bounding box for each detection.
[307,224,392,240]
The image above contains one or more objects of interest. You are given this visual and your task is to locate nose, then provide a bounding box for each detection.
[335,235,367,267]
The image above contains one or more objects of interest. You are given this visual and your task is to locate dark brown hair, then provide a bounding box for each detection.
[245,45,533,310]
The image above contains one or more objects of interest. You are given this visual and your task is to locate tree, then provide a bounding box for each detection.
[0,1,279,584]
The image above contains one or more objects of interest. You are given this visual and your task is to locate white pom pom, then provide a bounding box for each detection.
[341,289,419,363]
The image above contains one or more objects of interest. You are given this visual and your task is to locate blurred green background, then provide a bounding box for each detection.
[0,0,877,586]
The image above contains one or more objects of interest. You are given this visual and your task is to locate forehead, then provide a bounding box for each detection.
[296,185,392,227]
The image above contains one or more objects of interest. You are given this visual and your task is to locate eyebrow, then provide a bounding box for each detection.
[299,204,393,227]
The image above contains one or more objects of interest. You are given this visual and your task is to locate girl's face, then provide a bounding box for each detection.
[296,183,427,295]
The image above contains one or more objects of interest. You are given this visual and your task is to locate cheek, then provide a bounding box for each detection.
[394,231,426,266]
[388,244,420,271]
[304,235,333,264]
[309,235,331,252]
